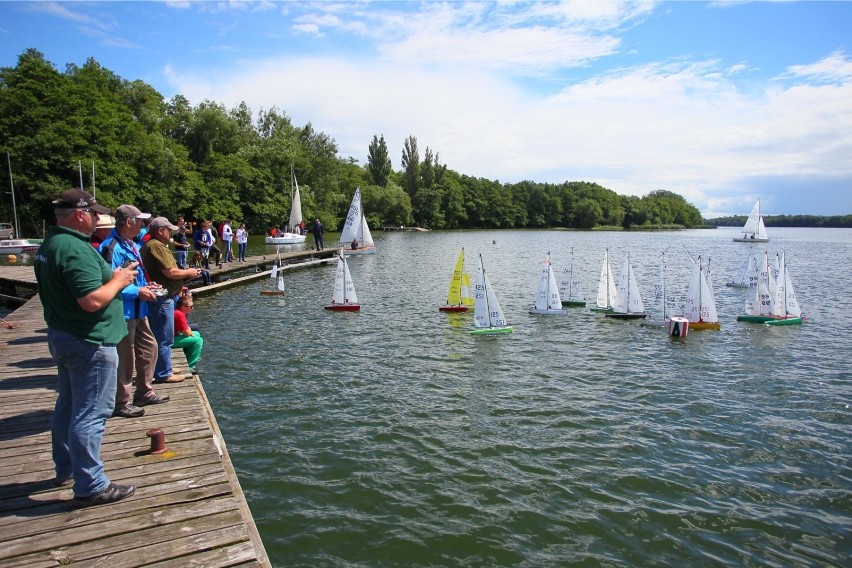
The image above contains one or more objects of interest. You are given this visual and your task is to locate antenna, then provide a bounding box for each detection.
[6,152,20,239]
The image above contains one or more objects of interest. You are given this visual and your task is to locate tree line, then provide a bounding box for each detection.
[705,214,852,229]
[1,49,704,237]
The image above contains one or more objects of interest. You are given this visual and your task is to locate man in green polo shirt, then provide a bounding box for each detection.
[34,188,139,506]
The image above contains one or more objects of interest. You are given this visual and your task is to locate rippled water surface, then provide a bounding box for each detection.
[191,228,851,567]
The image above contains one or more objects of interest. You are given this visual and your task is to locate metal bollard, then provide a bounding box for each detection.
[146,428,167,454]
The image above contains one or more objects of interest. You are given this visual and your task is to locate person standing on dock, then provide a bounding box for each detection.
[141,217,203,385]
[34,188,138,506]
[99,204,172,419]
[236,222,248,262]
[312,218,324,251]
[173,222,190,269]
[221,218,233,263]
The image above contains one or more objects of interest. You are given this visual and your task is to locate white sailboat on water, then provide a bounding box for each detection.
[641,252,681,327]
[471,254,513,335]
[324,251,361,311]
[529,252,566,315]
[726,248,759,288]
[738,251,777,323]
[738,251,802,325]
[606,252,648,320]
[440,247,474,312]
[558,248,587,307]
[733,200,769,242]
[260,246,286,296]
[266,165,307,245]
[339,187,376,254]
[591,248,616,313]
[683,255,721,330]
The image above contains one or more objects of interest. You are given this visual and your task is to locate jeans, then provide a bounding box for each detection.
[223,240,233,262]
[116,318,157,407]
[175,249,187,269]
[47,328,117,498]
[148,296,176,379]
[173,331,204,370]
[238,242,247,261]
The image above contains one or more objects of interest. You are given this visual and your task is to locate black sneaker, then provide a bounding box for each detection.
[74,483,135,506]
[112,404,145,418]
[133,393,170,406]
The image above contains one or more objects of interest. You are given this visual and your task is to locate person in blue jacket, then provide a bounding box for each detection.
[99,204,175,419]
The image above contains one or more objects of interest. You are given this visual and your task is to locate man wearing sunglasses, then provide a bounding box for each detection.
[34,189,138,506]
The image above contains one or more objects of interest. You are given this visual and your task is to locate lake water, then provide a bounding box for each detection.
[53,229,852,565]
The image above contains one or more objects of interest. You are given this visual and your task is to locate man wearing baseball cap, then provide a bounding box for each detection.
[35,189,138,505]
[100,204,173,419]
[141,217,203,383]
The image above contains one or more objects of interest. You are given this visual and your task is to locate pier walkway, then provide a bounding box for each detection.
[0,294,270,566]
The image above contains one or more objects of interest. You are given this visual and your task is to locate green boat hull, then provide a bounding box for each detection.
[765,317,803,326]
[470,326,514,335]
[561,300,588,307]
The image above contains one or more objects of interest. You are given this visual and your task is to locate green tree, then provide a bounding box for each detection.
[367,134,392,187]
[401,134,419,198]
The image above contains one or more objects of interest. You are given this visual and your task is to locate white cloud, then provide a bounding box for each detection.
[163,3,852,217]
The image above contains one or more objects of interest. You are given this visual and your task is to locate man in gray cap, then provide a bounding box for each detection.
[99,205,172,419]
[141,217,203,383]
[34,189,138,505]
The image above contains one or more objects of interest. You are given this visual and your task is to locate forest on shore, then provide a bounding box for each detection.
[3,48,826,237]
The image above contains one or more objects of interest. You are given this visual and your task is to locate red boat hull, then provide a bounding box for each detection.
[439,305,469,312]
[325,304,360,311]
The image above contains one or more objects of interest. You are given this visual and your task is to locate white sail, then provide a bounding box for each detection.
[558,249,586,304]
[340,187,374,248]
[277,275,286,292]
[473,254,510,330]
[684,257,719,323]
[772,251,802,319]
[705,257,717,307]
[742,201,761,236]
[782,256,802,318]
[531,253,565,314]
[735,200,769,241]
[745,252,775,316]
[595,249,616,309]
[288,166,303,231]
[756,216,768,240]
[613,254,645,314]
[653,253,678,320]
[332,253,358,305]
[729,249,759,288]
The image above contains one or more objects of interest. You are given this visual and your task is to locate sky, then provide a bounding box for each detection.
[1,1,851,218]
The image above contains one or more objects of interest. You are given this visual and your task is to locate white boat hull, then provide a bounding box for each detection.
[733,237,768,243]
[265,234,306,245]
[0,239,40,254]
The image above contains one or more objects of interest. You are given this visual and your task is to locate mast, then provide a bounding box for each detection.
[6,152,20,239]
[92,161,96,198]
[78,161,84,190]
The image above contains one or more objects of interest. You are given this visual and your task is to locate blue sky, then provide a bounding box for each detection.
[1,1,850,218]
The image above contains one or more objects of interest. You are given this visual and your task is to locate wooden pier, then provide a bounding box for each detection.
[0,282,271,565]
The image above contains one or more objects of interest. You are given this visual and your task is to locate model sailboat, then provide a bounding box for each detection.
[738,251,777,323]
[265,165,307,244]
[726,248,759,288]
[325,251,360,311]
[606,252,648,319]
[591,249,616,313]
[440,247,474,312]
[339,187,375,254]
[683,256,720,330]
[733,200,768,242]
[260,247,286,296]
[641,252,681,327]
[558,248,587,307]
[530,252,566,315]
[738,251,802,325]
[471,254,513,335]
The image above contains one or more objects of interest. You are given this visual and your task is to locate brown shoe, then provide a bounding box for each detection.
[153,374,185,384]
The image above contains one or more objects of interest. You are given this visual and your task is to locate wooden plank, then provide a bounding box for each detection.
[0,293,271,567]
